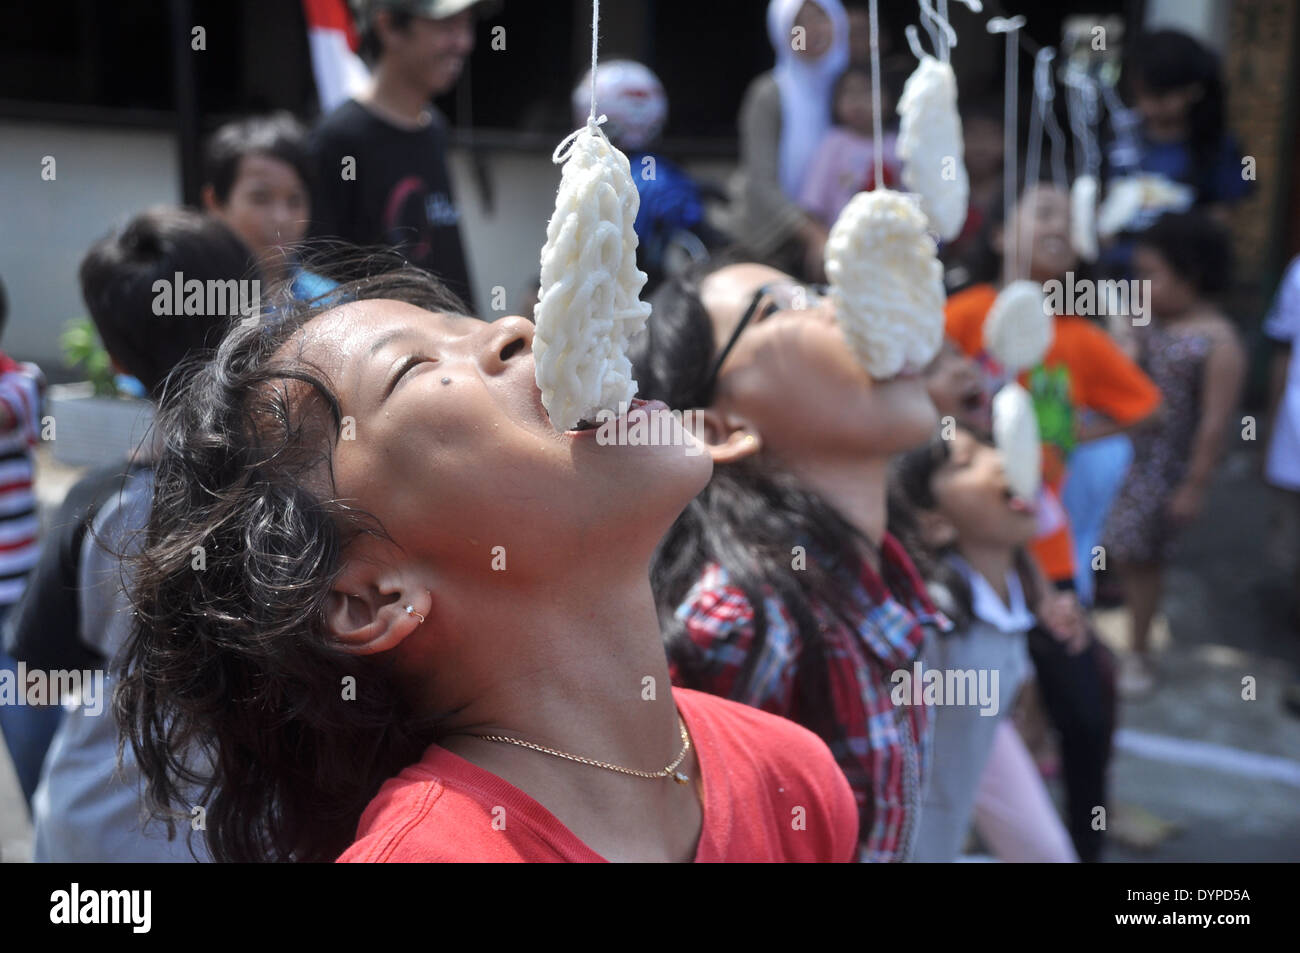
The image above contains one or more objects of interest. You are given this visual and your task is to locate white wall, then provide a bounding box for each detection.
[450,150,735,319]
[0,119,737,369]
[1144,0,1231,51]
[0,121,181,369]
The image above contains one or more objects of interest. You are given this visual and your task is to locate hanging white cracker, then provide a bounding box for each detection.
[531,2,651,432]
[1064,66,1101,261]
[1070,174,1099,262]
[897,55,968,240]
[896,0,982,241]
[992,381,1041,501]
[825,190,946,380]
[983,279,1054,373]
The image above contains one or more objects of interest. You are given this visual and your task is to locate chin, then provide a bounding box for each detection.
[878,377,940,450]
[574,444,711,555]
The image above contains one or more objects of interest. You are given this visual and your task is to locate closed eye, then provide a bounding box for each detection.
[384,355,434,398]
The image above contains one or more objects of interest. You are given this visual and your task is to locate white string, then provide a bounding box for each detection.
[918,0,945,56]
[588,0,599,125]
[1064,67,1100,179]
[869,0,884,189]
[553,0,608,165]
[1022,48,1050,278]
[988,16,1024,282]
[911,0,982,63]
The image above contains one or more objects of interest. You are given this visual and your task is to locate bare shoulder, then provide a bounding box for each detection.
[1199,311,1247,356]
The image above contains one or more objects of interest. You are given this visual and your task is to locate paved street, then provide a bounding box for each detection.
[3,445,1299,863]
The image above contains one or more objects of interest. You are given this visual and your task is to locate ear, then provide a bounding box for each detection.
[688,406,763,464]
[323,557,434,656]
[916,507,959,551]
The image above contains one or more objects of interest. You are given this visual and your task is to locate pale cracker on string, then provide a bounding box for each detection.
[531,0,652,432]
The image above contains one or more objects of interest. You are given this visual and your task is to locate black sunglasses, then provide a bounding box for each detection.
[696,282,828,405]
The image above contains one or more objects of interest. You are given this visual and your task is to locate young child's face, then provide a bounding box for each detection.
[1004,184,1078,283]
[929,429,1039,548]
[793,1,834,59]
[923,340,991,435]
[836,72,880,137]
[1133,244,1196,316]
[698,263,938,462]
[1131,77,1201,132]
[279,300,711,581]
[211,153,310,271]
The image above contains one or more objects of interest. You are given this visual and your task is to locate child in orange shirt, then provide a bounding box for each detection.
[943,182,1160,862]
[945,183,1163,586]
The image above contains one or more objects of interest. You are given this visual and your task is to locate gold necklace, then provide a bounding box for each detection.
[474,716,692,784]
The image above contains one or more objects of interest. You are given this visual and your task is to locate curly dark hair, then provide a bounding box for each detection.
[115,264,465,863]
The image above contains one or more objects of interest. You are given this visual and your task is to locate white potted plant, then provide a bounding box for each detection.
[48,319,155,467]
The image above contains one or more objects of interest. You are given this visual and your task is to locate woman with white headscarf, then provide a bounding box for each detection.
[729,0,849,282]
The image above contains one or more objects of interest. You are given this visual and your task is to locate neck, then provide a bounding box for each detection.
[955,540,1015,602]
[790,454,888,563]
[363,64,432,127]
[431,563,682,785]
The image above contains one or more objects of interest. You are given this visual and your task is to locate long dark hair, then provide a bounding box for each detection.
[630,261,908,731]
[115,266,465,863]
[888,428,1041,630]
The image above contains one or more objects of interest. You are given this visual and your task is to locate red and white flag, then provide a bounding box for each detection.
[303,0,370,112]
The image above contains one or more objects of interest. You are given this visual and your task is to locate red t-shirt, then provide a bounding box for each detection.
[337,687,859,862]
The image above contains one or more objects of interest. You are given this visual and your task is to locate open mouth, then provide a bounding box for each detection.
[1003,486,1036,515]
[960,388,986,413]
[564,398,661,436]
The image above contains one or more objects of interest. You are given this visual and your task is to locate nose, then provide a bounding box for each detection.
[478,315,534,375]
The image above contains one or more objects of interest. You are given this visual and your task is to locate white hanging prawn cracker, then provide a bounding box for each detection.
[897,55,969,241]
[825,190,946,380]
[983,280,1054,373]
[532,123,651,432]
[992,381,1041,501]
[1070,174,1099,262]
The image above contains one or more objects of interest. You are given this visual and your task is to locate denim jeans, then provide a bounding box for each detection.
[0,605,66,810]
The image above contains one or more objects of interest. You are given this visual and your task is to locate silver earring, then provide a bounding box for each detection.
[405,605,425,625]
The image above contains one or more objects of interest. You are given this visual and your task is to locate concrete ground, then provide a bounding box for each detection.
[2,445,1298,863]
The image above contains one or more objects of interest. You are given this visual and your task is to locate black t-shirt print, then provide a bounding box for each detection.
[309,98,476,311]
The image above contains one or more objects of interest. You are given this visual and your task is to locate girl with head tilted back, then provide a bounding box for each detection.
[117,268,858,863]
[631,259,947,861]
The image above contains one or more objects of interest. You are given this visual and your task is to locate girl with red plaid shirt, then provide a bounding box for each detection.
[631,259,949,861]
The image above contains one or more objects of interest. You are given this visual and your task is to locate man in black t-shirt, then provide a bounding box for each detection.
[309,0,497,312]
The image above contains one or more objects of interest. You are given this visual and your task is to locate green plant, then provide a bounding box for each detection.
[60,318,120,397]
